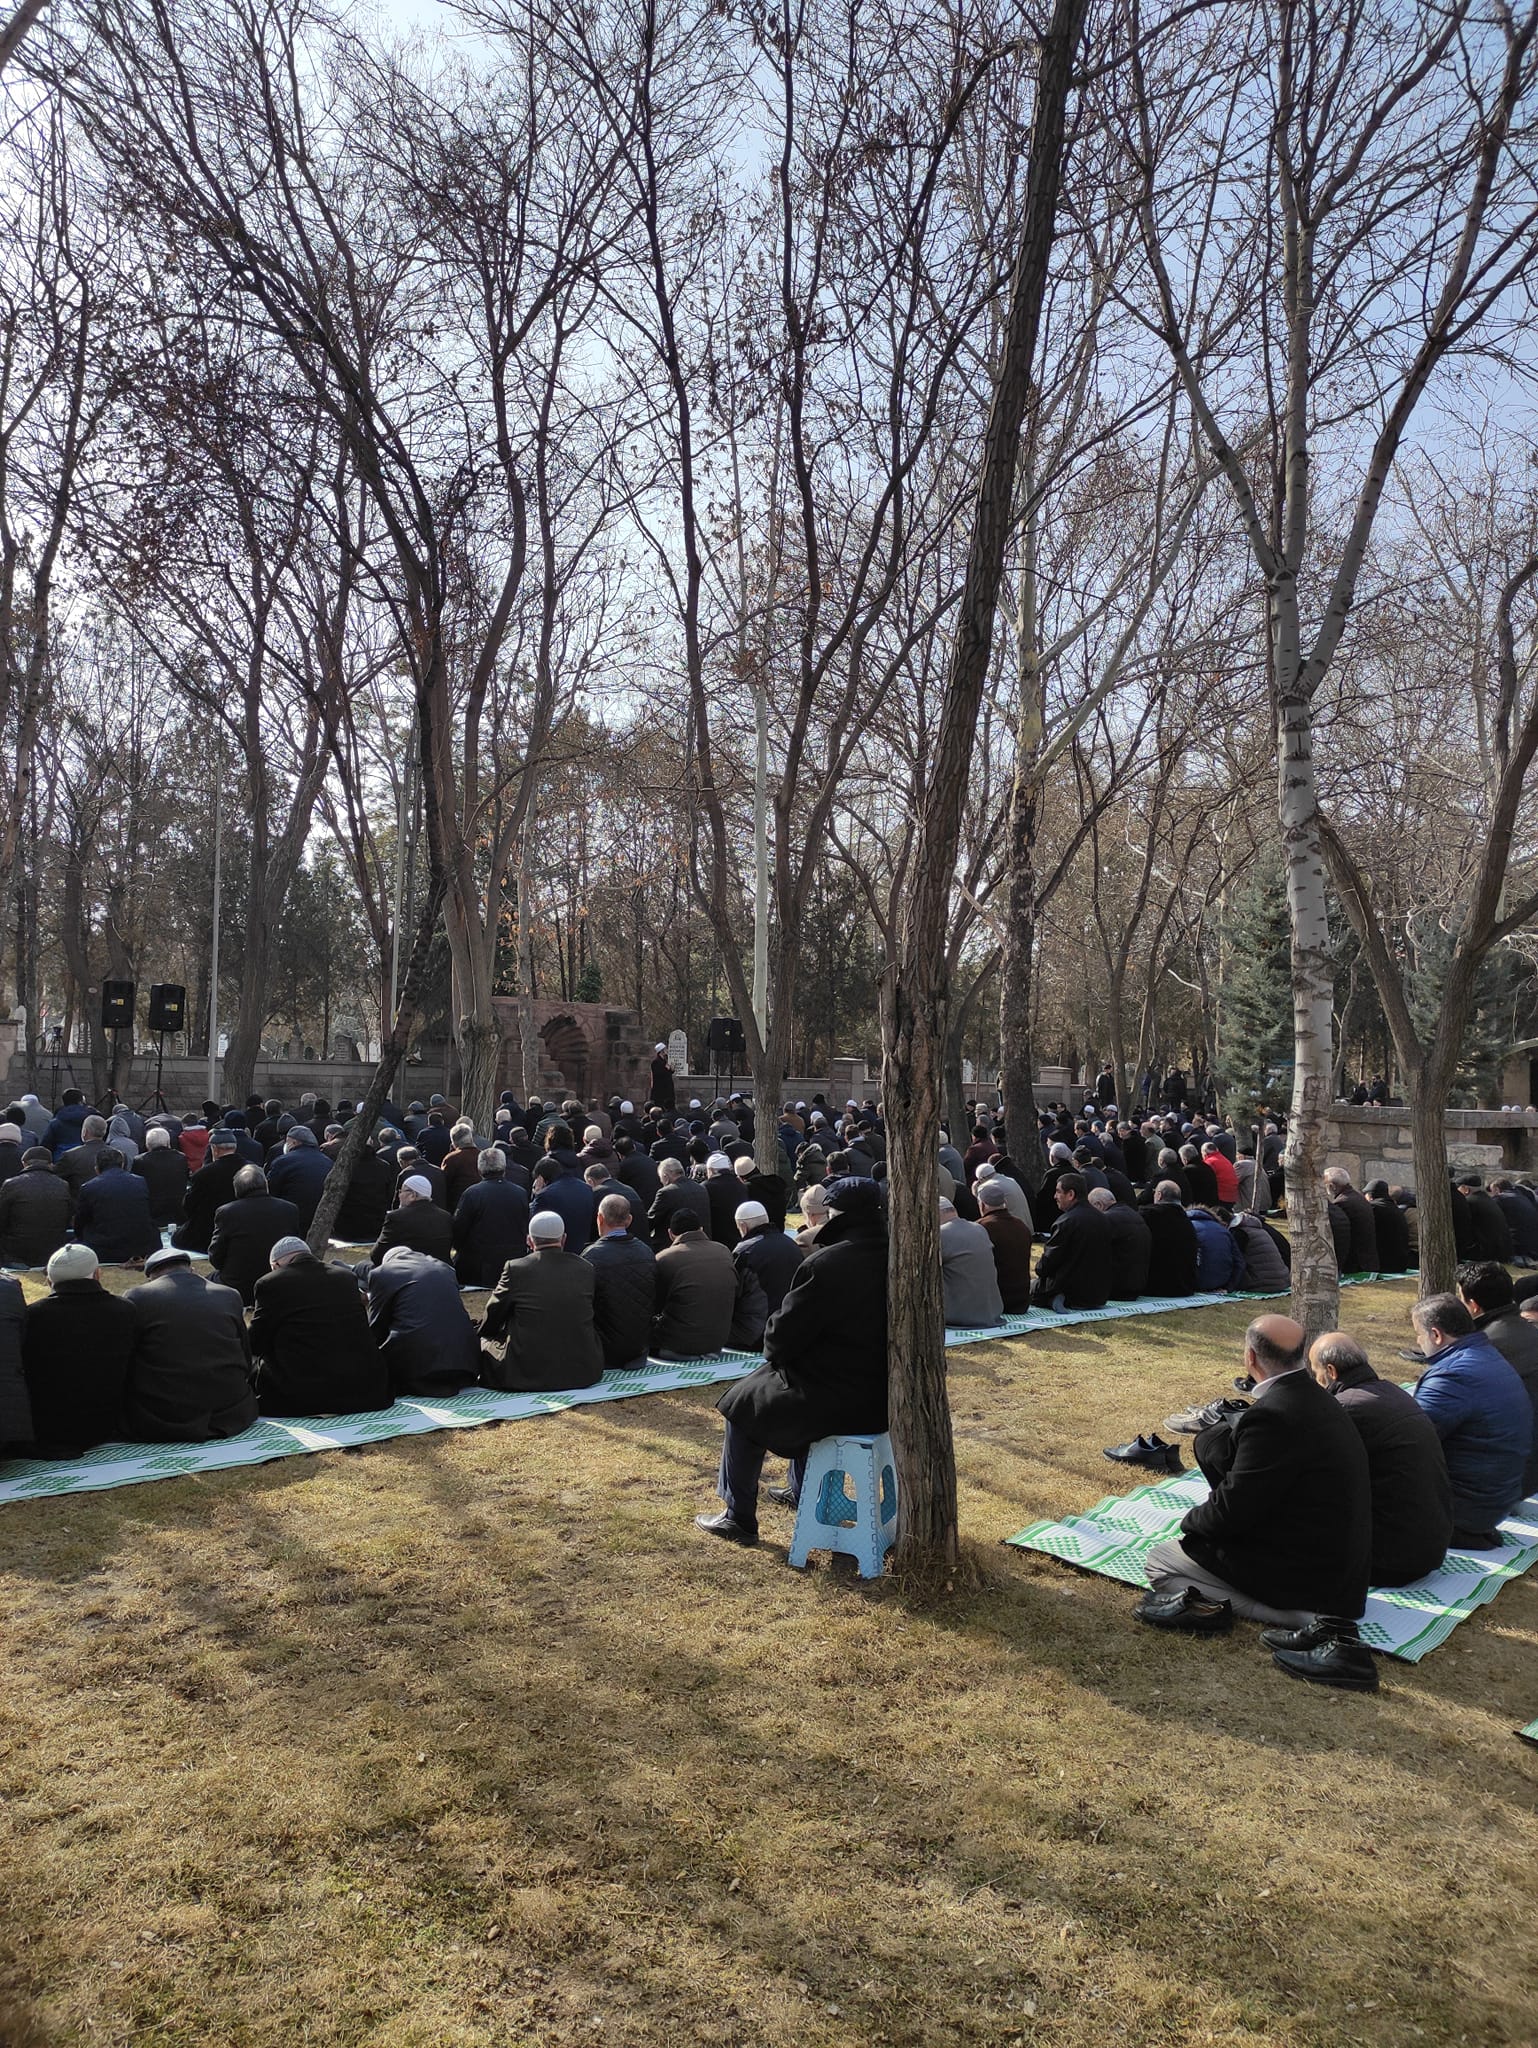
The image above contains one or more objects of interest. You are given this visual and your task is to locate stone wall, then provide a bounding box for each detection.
[1321,1105,1538,1190]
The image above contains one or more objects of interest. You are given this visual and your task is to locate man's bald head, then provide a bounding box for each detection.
[1308,1330,1370,1386]
[1246,1313,1306,1379]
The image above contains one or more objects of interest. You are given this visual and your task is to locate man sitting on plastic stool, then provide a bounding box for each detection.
[696,1176,888,1548]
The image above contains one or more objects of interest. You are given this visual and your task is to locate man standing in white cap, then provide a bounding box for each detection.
[369,1174,454,1265]
[650,1042,676,1114]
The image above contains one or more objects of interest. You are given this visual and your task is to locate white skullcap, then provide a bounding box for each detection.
[706,1152,733,1173]
[269,1235,310,1265]
[47,1242,99,1282]
[689,1098,702,1109]
[620,1101,634,1113]
[401,1174,433,1200]
[529,1210,565,1242]
[978,1181,1009,1209]
[0,1124,19,1144]
[584,1126,603,1143]
[655,1042,667,1052]
[735,1200,768,1227]
[974,1160,996,1180]
[1049,1142,1072,1164]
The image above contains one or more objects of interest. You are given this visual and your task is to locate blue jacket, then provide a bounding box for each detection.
[72,1168,160,1263]
[1188,1208,1244,1292]
[42,1102,89,1159]
[1414,1330,1533,1529]
[530,1172,599,1246]
[266,1146,335,1231]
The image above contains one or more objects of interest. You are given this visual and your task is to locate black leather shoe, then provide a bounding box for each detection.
[694,1511,758,1546]
[1233,1374,1255,1393]
[1104,1433,1183,1472]
[1133,1586,1234,1634]
[1272,1636,1379,1691]
[764,1485,799,1508]
[1259,1615,1359,1654]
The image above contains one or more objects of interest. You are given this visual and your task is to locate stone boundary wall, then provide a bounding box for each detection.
[1322,1106,1538,1190]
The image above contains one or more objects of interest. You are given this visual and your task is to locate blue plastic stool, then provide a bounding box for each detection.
[786,1433,898,1578]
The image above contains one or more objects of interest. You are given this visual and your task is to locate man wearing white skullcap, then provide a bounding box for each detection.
[650,1040,676,1113]
[369,1170,455,1265]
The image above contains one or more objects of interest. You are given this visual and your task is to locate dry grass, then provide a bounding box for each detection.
[1,1276,1536,2048]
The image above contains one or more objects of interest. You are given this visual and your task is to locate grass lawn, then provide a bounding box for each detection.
[1,1274,1535,2047]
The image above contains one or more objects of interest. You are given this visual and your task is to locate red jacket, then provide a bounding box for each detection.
[179,1127,211,1173]
[1204,1149,1238,1205]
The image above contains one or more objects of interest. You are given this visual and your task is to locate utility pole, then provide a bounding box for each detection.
[751,680,769,1040]
[207,768,223,1102]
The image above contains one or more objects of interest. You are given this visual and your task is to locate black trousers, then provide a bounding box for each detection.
[717,1420,808,1531]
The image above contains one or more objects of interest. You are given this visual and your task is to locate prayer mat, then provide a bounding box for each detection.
[1519,1718,1538,1747]
[1005,1472,1538,1662]
[0,1352,764,1506]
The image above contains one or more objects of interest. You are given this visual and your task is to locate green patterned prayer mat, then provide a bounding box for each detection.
[1006,1473,1538,1662]
[0,1353,765,1506]
[1519,1717,1538,1747]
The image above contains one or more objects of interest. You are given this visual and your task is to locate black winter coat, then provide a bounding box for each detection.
[133,1146,189,1226]
[716,1212,888,1456]
[1031,1201,1114,1309]
[370,1200,455,1267]
[1368,1196,1410,1275]
[733,1224,804,1316]
[22,1279,135,1455]
[1329,1361,1452,1585]
[329,1150,399,1245]
[479,1246,605,1391]
[1138,1202,1199,1296]
[0,1272,32,1449]
[1332,1188,1379,1275]
[173,1155,243,1253]
[208,1192,304,1305]
[452,1179,531,1289]
[1102,1204,1152,1300]
[249,1253,389,1416]
[581,1231,657,1369]
[121,1268,256,1442]
[0,1165,73,1268]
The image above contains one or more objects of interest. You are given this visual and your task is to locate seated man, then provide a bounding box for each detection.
[122,1245,257,1442]
[732,1199,804,1317]
[794,1183,830,1247]
[1137,1315,1376,1691]
[173,1128,242,1253]
[582,1192,657,1372]
[1411,1292,1533,1546]
[265,1125,334,1234]
[1363,1179,1411,1274]
[1187,1202,1244,1293]
[480,1209,607,1391]
[57,1113,109,1198]
[647,1155,711,1248]
[133,1125,190,1228]
[1454,1173,1513,1263]
[326,1139,399,1246]
[0,1146,73,1270]
[71,1147,160,1266]
[732,1151,790,1230]
[0,1265,30,1453]
[1452,1266,1538,1506]
[21,1242,137,1456]
[978,1181,1034,1312]
[652,1213,763,1360]
[1308,1332,1452,1585]
[1030,1173,1112,1310]
[207,1166,303,1305]
[452,1148,531,1289]
[366,1244,480,1397]
[393,1144,448,1209]
[973,1159,1033,1228]
[1229,1208,1291,1292]
[1323,1166,1379,1276]
[701,1178,888,1545]
[370,1175,455,1265]
[249,1236,389,1416]
[939,1197,1005,1327]
[1086,1185,1148,1301]
[529,1157,598,1248]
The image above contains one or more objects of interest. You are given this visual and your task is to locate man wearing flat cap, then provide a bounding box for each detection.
[122,1245,256,1442]
[698,1176,889,1547]
[249,1237,389,1417]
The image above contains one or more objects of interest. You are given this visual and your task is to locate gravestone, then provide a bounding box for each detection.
[667,1028,689,1073]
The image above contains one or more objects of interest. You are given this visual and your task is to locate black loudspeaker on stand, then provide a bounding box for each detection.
[706,1014,745,1098]
[99,979,135,1103]
[146,983,186,1113]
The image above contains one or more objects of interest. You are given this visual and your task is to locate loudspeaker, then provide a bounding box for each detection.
[100,979,135,1031]
[148,983,186,1033]
[706,1015,745,1057]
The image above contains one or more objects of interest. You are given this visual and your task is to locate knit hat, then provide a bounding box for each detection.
[269,1236,311,1266]
[529,1210,565,1242]
[734,1201,769,1228]
[401,1174,433,1200]
[47,1242,99,1283]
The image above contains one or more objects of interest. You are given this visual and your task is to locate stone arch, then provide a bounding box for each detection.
[539,1013,591,1101]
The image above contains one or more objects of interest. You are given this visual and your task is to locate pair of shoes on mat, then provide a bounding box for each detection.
[1134,1587,1233,1633]
[1261,1616,1379,1692]
[1164,1395,1249,1434]
[694,1511,758,1547]
[1104,1433,1183,1472]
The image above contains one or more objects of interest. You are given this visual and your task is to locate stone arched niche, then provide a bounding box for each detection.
[539,1014,591,1102]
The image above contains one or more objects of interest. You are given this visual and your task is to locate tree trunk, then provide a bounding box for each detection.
[221,921,271,1106]
[1277,689,1339,1336]
[1409,1075,1456,1294]
[752,1001,791,1174]
[943,1015,969,1148]
[998,776,1041,1168]
[457,1010,503,1138]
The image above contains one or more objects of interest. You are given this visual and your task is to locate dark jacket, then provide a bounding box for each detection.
[42,1101,89,1158]
[704,1172,742,1248]
[1496,1186,1538,1262]
[173,1154,243,1253]
[480,1246,605,1391]
[980,1209,1034,1312]
[370,1198,455,1267]
[452,1178,531,1290]
[1329,1359,1453,1586]
[733,1222,805,1318]
[1473,1306,1538,1496]
[716,1212,888,1456]
[1331,1188,1379,1275]
[121,1267,256,1442]
[0,1164,74,1269]
[1188,1208,1244,1292]
[530,1171,598,1247]
[396,1159,449,1209]
[208,1192,304,1305]
[0,1273,31,1449]
[582,1230,658,1369]
[1100,1204,1150,1301]
[647,1176,710,1250]
[1031,1200,1113,1309]
[366,1247,480,1396]
[1368,1196,1410,1275]
[1182,1368,1373,1617]
[248,1253,389,1416]
[1464,1188,1513,1263]
[22,1278,136,1456]
[615,1150,661,1213]
[328,1150,399,1245]
[1138,1196,1195,1294]
[737,1170,789,1230]
[652,1229,743,1357]
[1230,1211,1291,1292]
[133,1145,190,1226]
[1414,1330,1533,1531]
[72,1167,161,1265]
[265,1146,334,1232]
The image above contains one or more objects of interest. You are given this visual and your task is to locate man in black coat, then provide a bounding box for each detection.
[732,1201,804,1317]
[57,1115,109,1198]
[479,1210,606,1391]
[21,1243,136,1456]
[452,1152,531,1289]
[265,1127,334,1233]
[327,1142,399,1246]
[703,1155,742,1247]
[1030,1174,1113,1310]
[733,1155,789,1229]
[0,1267,31,1452]
[121,1247,257,1442]
[1307,1331,1451,1585]
[173,1131,243,1253]
[647,1157,710,1249]
[0,1148,73,1269]
[0,1121,27,1187]
[1137,1314,1377,1690]
[1363,1179,1411,1274]
[72,1148,161,1266]
[581,1193,658,1371]
[650,1044,676,1113]
[613,1135,661,1215]
[1455,1173,1513,1263]
[249,1237,389,1416]
[1323,1167,1380,1275]
[393,1146,449,1210]
[370,1177,455,1265]
[701,1178,888,1545]
[207,1167,303,1305]
[1087,1187,1151,1299]
[366,1245,480,1396]
[133,1127,190,1226]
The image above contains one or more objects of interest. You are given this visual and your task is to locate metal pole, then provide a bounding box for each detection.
[208,771,222,1102]
[388,722,413,1022]
[751,681,769,1043]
